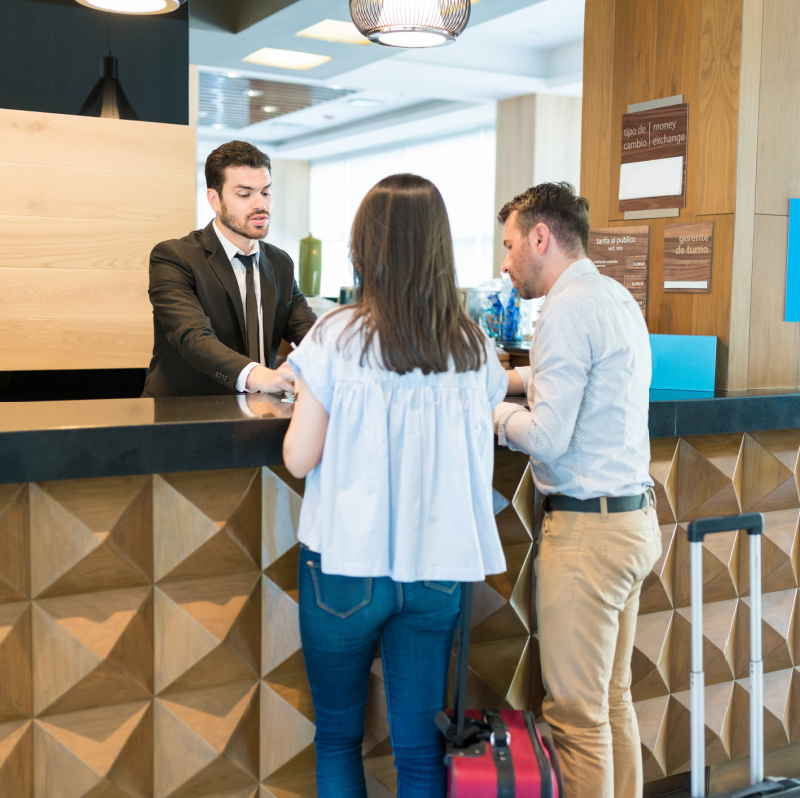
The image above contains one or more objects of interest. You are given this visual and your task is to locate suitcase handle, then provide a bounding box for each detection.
[686,512,764,542]
[686,513,764,797]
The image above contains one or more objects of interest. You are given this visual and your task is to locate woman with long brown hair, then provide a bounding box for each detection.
[283,173,507,797]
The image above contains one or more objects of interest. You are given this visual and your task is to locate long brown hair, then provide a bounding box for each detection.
[323,173,486,374]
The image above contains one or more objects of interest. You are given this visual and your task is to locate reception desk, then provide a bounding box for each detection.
[1,392,800,797]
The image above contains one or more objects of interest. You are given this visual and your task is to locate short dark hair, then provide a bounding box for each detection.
[498,182,590,256]
[205,141,271,195]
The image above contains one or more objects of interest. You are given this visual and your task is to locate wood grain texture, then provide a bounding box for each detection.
[755,0,800,215]
[580,0,616,226]
[609,0,657,221]
[692,214,734,388]
[663,220,713,292]
[0,163,194,224]
[0,319,153,370]
[728,0,763,390]
[0,217,191,272]
[747,214,799,388]
[697,0,742,215]
[0,109,195,176]
[0,268,150,320]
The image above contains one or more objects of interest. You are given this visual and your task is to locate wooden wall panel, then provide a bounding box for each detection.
[697,0,742,216]
[0,164,194,224]
[608,0,656,222]
[747,215,799,388]
[580,0,616,227]
[754,0,800,215]
[692,214,734,388]
[0,269,150,320]
[0,109,195,176]
[0,320,154,370]
[0,109,195,370]
[728,0,764,390]
[0,218,187,272]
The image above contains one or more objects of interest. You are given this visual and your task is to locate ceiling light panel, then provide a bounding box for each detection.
[242,47,331,70]
[198,72,354,130]
[296,19,369,45]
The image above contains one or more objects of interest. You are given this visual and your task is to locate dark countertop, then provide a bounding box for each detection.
[0,394,292,484]
[3,388,800,485]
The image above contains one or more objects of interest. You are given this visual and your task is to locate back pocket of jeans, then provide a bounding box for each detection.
[308,563,373,619]
[422,580,459,595]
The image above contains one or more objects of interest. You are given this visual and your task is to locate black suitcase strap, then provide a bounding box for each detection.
[485,710,515,798]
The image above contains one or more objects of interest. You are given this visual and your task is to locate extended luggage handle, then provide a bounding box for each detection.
[685,513,764,798]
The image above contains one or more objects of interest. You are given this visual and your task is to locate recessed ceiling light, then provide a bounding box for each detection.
[75,0,184,13]
[212,123,225,130]
[261,105,278,113]
[243,47,331,70]
[296,19,369,45]
[246,89,263,98]
[227,72,240,79]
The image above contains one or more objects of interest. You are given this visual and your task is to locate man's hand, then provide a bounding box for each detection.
[245,361,297,394]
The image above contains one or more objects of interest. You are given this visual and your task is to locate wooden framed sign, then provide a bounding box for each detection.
[587,225,649,317]
[619,102,688,213]
[663,221,713,292]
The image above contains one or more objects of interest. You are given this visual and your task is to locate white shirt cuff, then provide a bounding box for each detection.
[236,361,260,392]
[492,402,527,450]
[515,366,531,395]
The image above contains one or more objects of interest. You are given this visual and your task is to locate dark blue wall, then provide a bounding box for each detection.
[0,0,189,125]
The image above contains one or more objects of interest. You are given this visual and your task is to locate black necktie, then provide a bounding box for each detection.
[234,252,260,363]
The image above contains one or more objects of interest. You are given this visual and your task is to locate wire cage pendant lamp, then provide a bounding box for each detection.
[350,0,471,48]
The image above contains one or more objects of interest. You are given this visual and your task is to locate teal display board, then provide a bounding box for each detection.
[650,334,716,391]
[786,198,800,321]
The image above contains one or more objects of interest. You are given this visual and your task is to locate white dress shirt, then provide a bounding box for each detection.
[212,221,263,391]
[493,258,653,499]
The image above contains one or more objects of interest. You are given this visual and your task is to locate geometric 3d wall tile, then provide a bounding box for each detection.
[154,681,258,798]
[0,719,32,798]
[259,681,314,787]
[261,576,301,683]
[737,433,800,513]
[155,574,260,695]
[154,470,260,584]
[650,438,679,525]
[738,508,800,595]
[32,588,153,717]
[0,602,32,722]
[671,601,737,692]
[676,436,743,523]
[0,483,30,602]
[33,701,152,798]
[30,479,152,599]
[262,469,302,574]
[674,526,740,607]
[632,609,672,700]
[730,669,794,760]
[636,694,670,782]
[639,525,677,614]
[735,591,798,678]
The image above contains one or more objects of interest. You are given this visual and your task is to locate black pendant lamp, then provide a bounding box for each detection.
[79,53,139,120]
[350,0,470,48]
[75,0,186,13]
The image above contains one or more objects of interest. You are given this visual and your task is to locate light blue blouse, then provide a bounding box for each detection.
[288,308,509,582]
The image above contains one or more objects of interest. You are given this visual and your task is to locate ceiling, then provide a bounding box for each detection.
[190,0,586,160]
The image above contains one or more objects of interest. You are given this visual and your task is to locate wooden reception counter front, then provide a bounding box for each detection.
[1,391,800,797]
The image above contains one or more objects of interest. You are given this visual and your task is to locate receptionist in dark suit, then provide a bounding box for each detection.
[143,140,316,397]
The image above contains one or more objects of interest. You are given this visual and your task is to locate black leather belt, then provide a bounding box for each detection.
[543,493,648,513]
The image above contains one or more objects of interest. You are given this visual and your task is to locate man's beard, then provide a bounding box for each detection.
[219,203,269,240]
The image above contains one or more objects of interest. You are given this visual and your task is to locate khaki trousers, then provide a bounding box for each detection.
[535,499,662,798]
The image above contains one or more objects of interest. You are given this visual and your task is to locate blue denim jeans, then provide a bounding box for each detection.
[298,547,461,798]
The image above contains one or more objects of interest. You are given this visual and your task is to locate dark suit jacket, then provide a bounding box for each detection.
[142,222,316,397]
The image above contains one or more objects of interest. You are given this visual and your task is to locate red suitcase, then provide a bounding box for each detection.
[436,582,563,797]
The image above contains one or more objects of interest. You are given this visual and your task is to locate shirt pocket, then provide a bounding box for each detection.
[308,562,373,619]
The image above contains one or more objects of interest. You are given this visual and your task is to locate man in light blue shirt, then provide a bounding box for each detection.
[493,183,662,798]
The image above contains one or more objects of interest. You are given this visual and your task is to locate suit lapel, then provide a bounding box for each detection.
[201,222,247,342]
